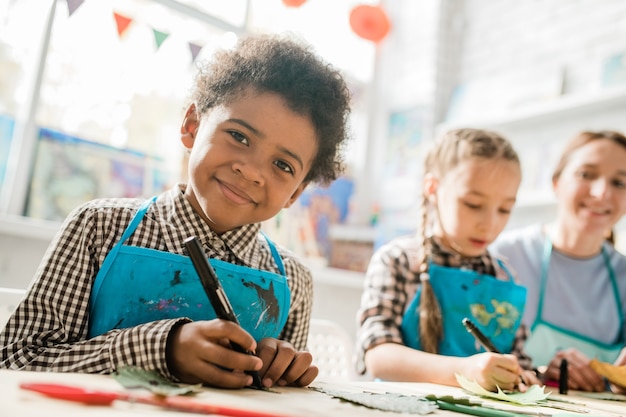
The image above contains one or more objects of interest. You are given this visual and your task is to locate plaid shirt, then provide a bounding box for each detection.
[0,184,312,379]
[356,235,531,374]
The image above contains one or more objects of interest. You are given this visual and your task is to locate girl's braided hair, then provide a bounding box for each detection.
[417,128,519,353]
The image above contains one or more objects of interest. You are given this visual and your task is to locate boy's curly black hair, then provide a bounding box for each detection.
[190,33,352,185]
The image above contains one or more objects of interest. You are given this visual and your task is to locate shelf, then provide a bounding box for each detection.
[440,84,626,130]
[303,259,365,290]
[0,215,60,241]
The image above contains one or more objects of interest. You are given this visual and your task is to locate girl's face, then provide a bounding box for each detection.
[553,139,626,237]
[427,158,521,257]
[181,90,317,234]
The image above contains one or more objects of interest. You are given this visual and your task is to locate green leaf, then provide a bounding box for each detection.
[455,374,550,405]
[113,366,203,396]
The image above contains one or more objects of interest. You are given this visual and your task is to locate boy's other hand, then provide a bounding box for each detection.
[256,338,318,387]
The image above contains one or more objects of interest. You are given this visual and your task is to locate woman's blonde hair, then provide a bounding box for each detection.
[417,128,520,353]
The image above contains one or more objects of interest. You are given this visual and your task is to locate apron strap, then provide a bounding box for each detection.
[601,245,625,341]
[260,230,286,277]
[495,258,515,282]
[534,235,552,329]
[91,196,156,308]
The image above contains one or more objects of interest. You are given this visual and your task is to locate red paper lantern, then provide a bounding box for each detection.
[282,0,307,7]
[349,4,391,43]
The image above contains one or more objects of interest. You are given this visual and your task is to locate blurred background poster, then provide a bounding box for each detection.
[25,127,169,222]
[0,114,14,191]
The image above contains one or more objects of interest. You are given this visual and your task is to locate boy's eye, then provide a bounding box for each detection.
[274,160,294,174]
[498,208,512,215]
[229,131,249,145]
[464,202,481,210]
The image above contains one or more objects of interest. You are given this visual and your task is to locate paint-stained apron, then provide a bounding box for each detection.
[524,237,624,366]
[88,196,291,341]
[401,262,527,355]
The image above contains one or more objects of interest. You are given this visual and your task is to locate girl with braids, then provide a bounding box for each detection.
[356,128,540,391]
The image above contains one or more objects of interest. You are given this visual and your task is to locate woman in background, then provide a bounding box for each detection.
[490,130,626,392]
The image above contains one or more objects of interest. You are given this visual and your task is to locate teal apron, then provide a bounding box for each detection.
[401,262,527,355]
[524,237,624,366]
[88,196,291,341]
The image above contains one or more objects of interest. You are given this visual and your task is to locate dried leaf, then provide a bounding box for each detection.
[455,374,550,405]
[310,386,438,414]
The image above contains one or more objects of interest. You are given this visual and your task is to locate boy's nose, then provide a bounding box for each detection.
[233,161,264,186]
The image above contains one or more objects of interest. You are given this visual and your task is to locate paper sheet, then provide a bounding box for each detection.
[455,374,550,405]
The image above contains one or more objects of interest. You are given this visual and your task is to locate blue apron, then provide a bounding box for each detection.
[524,237,624,366]
[88,196,291,341]
[401,262,527,356]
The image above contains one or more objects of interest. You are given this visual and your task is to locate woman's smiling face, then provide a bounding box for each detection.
[553,139,626,236]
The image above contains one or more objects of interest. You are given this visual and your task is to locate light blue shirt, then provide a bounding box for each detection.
[490,224,626,345]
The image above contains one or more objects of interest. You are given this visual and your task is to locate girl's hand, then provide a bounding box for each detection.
[544,348,605,392]
[166,320,263,388]
[256,338,318,387]
[517,369,542,392]
[461,352,523,392]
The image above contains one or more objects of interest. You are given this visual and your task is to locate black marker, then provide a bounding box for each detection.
[462,317,501,353]
[183,236,263,389]
[559,359,568,395]
[463,317,531,389]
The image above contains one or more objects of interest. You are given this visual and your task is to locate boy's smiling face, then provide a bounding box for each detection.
[181,90,317,234]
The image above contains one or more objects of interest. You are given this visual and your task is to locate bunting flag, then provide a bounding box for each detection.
[113,12,133,38]
[66,0,85,16]
[188,42,202,63]
[152,29,169,50]
[64,6,208,65]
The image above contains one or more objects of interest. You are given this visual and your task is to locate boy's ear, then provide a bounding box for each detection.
[423,173,438,203]
[181,103,199,149]
[284,182,310,208]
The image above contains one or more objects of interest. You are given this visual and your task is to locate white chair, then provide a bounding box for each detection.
[307,318,357,381]
[0,287,26,329]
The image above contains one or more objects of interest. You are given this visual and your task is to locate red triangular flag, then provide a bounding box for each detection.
[113,12,133,38]
[66,0,84,16]
[188,42,202,63]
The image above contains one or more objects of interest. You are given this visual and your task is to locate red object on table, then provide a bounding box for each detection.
[19,382,298,417]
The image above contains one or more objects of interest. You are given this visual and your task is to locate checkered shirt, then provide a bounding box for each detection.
[0,184,312,379]
[356,235,531,375]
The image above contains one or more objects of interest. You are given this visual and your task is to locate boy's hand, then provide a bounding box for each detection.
[166,320,263,388]
[256,338,319,387]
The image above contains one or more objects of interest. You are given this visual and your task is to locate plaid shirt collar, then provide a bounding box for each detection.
[430,235,496,276]
[158,184,263,268]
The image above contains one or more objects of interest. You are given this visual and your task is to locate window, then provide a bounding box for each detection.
[0,0,375,224]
